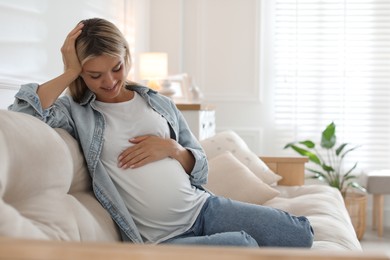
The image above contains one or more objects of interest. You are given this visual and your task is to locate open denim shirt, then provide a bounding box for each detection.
[9,83,209,243]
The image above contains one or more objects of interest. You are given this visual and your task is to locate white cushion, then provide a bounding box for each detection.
[0,110,75,240]
[201,130,281,185]
[204,152,280,204]
[0,110,120,241]
[264,185,362,250]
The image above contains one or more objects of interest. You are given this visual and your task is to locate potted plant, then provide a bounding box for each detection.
[284,122,367,239]
[284,122,366,197]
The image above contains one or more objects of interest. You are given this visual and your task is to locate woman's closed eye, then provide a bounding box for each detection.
[113,64,122,72]
[90,65,122,79]
[90,73,101,79]
[85,61,123,80]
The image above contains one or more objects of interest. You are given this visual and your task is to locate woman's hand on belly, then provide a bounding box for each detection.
[118,135,195,174]
[118,135,172,169]
[117,135,186,169]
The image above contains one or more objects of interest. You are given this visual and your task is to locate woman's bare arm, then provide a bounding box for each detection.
[37,23,84,109]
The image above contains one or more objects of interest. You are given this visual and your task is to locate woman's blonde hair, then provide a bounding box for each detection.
[68,18,131,103]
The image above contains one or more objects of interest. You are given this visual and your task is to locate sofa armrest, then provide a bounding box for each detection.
[260,157,309,186]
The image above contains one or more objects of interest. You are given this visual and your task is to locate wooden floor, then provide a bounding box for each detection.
[360,226,390,255]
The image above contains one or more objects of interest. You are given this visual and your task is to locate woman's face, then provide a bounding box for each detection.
[81,54,129,103]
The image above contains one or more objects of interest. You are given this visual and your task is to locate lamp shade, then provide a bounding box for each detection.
[139,52,168,80]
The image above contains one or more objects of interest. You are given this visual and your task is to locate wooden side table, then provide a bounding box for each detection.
[260,156,309,186]
[260,156,308,186]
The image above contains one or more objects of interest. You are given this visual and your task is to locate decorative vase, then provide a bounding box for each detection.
[188,77,203,102]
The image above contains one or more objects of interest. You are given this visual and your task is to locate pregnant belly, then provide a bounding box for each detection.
[111,157,197,220]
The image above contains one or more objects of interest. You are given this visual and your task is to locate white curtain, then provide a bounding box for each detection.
[265,0,390,171]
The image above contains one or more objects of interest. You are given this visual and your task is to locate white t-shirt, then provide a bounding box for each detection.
[94,92,209,243]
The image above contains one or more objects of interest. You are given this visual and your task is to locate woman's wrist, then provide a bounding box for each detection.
[170,141,195,174]
[37,69,81,109]
[64,68,81,82]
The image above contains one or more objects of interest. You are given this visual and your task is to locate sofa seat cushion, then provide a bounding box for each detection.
[0,110,120,242]
[264,185,362,251]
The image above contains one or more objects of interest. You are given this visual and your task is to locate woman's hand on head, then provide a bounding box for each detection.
[35,23,85,109]
[61,23,84,76]
[118,135,180,169]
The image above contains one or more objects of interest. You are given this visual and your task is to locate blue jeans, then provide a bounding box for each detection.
[161,196,314,247]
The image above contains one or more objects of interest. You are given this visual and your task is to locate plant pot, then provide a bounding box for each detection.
[344,192,367,240]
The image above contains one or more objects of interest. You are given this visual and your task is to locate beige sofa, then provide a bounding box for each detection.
[1,109,386,260]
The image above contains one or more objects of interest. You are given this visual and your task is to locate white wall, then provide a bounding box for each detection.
[149,0,268,155]
[0,0,149,108]
[0,0,130,81]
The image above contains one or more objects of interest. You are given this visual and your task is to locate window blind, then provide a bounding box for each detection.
[268,0,390,171]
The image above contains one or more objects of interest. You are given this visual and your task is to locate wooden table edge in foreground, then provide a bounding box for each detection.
[0,238,389,260]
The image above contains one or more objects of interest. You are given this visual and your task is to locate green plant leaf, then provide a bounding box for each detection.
[286,144,322,165]
[306,168,331,183]
[283,142,295,149]
[299,140,315,149]
[344,175,357,181]
[343,162,358,177]
[335,143,348,156]
[321,122,336,149]
[329,178,341,190]
[348,182,367,193]
[321,163,334,173]
[340,145,361,159]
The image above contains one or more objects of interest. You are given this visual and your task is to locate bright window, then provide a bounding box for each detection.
[264,0,390,171]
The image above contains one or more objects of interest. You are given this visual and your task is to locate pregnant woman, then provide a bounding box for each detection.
[9,18,313,247]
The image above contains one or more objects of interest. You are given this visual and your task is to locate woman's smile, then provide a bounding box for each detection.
[81,54,129,103]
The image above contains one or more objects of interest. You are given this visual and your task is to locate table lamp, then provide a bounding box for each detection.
[139,52,175,96]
